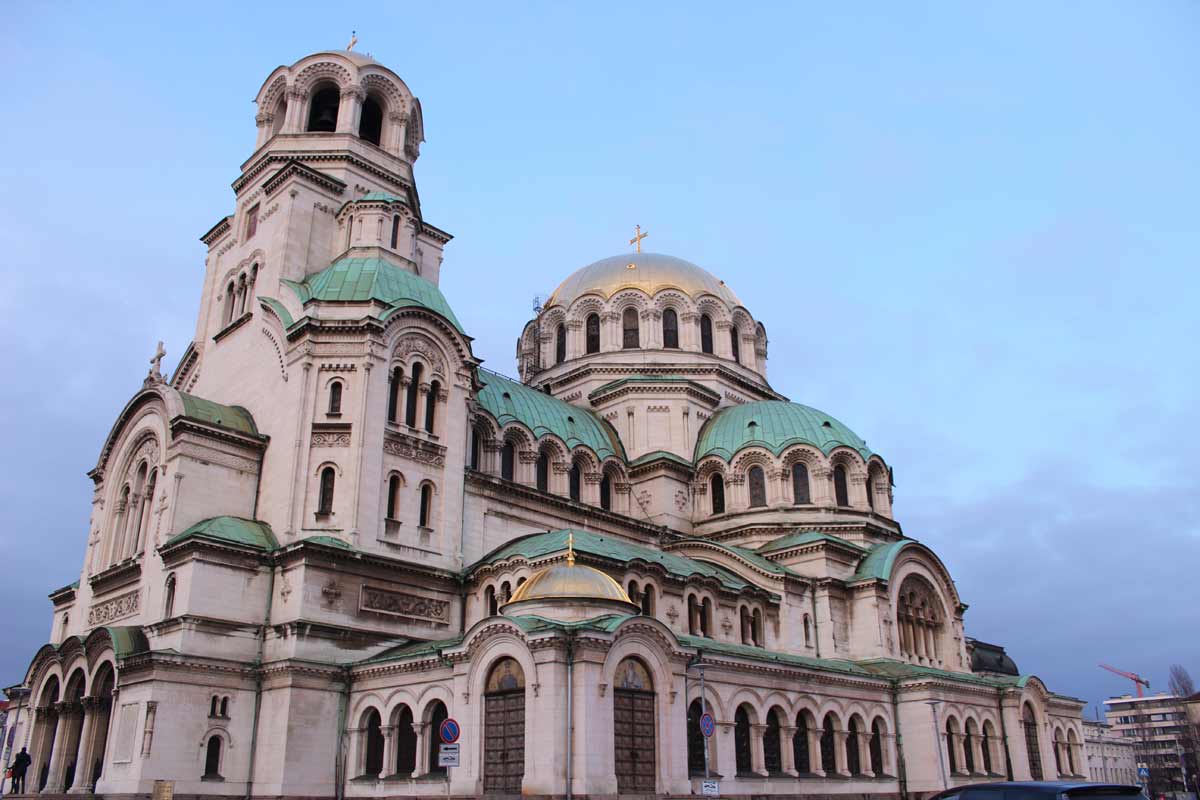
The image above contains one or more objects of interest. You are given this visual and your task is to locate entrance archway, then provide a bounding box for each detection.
[613,657,655,793]
[482,657,525,795]
[1022,704,1043,780]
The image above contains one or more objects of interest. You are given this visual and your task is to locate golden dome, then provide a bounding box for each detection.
[508,562,632,604]
[547,253,742,308]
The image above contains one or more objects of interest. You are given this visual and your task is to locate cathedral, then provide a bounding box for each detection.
[5,49,1092,800]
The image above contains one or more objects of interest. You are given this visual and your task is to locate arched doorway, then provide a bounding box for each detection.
[33,675,61,791]
[482,657,525,795]
[1022,704,1043,780]
[85,664,115,790]
[613,657,655,793]
[686,699,708,776]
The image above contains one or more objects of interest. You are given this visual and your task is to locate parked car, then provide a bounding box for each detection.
[929,782,1145,800]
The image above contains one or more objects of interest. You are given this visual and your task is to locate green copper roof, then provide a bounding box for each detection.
[694,400,872,462]
[296,535,356,550]
[178,392,260,436]
[358,634,466,665]
[855,658,1023,689]
[851,539,919,582]
[258,296,295,328]
[627,450,693,470]
[678,635,873,676]
[286,257,464,333]
[165,516,278,551]
[758,531,869,554]
[671,539,798,578]
[472,529,751,592]
[477,371,625,461]
[357,191,406,204]
[103,626,151,660]
[507,614,631,634]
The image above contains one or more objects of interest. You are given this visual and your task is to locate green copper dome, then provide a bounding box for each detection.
[694,400,872,462]
[285,257,464,333]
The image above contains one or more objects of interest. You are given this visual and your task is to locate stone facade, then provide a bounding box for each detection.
[4,48,1091,800]
[1083,720,1138,785]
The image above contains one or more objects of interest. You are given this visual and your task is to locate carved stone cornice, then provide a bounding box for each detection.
[261,159,348,198]
[89,559,142,594]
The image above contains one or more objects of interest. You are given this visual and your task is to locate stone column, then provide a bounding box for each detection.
[380,725,396,777]
[44,703,77,792]
[714,723,736,782]
[750,723,768,777]
[410,721,428,778]
[336,87,363,134]
[67,702,96,793]
[807,727,825,776]
[285,88,306,132]
[715,320,734,359]
[566,319,583,359]
[953,733,969,775]
[834,730,850,776]
[780,726,799,776]
[858,733,874,777]
[970,733,986,775]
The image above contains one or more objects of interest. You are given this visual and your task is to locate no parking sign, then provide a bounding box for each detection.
[439,717,461,744]
[699,712,716,738]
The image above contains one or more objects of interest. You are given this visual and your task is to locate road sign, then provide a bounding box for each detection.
[1138,766,1151,780]
[701,779,720,796]
[699,713,716,738]
[439,718,461,744]
[438,743,460,768]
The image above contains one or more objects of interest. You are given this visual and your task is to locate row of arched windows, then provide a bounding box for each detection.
[473,429,620,512]
[548,311,748,363]
[386,364,441,434]
[208,695,230,719]
[941,713,1005,777]
[105,458,158,569]
[222,265,258,327]
[384,474,435,529]
[356,700,448,779]
[707,463,863,515]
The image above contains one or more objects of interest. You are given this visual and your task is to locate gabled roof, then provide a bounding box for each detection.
[477,371,625,461]
[758,531,869,554]
[284,257,464,333]
[164,516,278,551]
[669,538,799,578]
[178,392,260,437]
[695,400,872,463]
[471,529,752,592]
[851,539,919,582]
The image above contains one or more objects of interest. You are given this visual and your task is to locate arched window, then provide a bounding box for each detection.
[803,614,812,647]
[486,585,498,616]
[224,281,236,324]
[363,709,384,776]
[328,381,342,415]
[764,709,783,774]
[386,475,400,520]
[220,697,229,717]
[752,608,763,646]
[730,327,741,363]
[318,467,335,516]
[794,712,812,774]
[897,575,944,662]
[734,707,752,775]
[710,474,725,514]
[622,307,639,349]
[163,574,176,619]
[387,366,401,423]
[965,720,978,775]
[700,314,714,354]
[639,584,654,616]
[210,696,219,717]
[792,462,811,504]
[426,701,448,775]
[946,720,959,774]
[687,594,700,635]
[847,718,862,775]
[405,363,423,427]
[686,699,708,775]
[833,464,850,507]
[748,465,767,507]
[136,466,157,555]
[820,714,837,774]
[424,380,440,433]
[418,484,433,529]
[203,736,222,779]
[390,215,401,249]
[470,428,482,470]
[501,442,515,481]
[307,85,340,132]
[982,721,995,774]
[395,706,416,775]
[870,720,885,776]
[1053,730,1064,776]
[700,597,713,637]
[245,205,259,241]
[740,606,753,645]
[867,474,877,509]
[599,473,612,510]
[555,324,566,364]
[346,214,354,249]
[568,462,581,501]
[662,308,679,349]
[536,452,549,492]
[586,313,600,354]
[359,96,383,145]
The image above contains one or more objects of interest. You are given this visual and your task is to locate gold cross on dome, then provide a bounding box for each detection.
[629,224,648,254]
[567,531,576,566]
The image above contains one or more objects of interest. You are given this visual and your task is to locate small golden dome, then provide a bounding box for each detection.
[508,561,632,604]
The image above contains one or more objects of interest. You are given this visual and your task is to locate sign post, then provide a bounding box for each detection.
[437,718,461,768]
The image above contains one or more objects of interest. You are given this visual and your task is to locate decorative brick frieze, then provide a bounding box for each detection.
[87,588,140,626]
[359,585,450,624]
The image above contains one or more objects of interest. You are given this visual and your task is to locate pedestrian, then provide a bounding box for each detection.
[9,748,29,794]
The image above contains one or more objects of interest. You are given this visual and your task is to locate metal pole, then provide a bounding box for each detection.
[698,663,710,781]
[565,634,574,800]
[927,701,948,790]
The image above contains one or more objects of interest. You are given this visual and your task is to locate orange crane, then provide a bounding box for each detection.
[1099,663,1151,697]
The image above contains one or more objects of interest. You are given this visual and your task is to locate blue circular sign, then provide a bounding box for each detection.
[699,712,716,738]
[439,717,461,744]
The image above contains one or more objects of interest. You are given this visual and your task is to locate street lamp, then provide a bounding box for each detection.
[927,700,948,790]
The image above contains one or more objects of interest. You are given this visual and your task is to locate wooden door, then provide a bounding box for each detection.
[483,690,524,795]
[614,689,656,793]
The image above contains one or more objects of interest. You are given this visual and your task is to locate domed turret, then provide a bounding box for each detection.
[501,533,639,621]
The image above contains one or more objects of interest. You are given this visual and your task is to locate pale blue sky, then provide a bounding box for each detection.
[1,2,1196,712]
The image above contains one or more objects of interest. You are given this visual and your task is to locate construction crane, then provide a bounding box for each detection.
[1099,663,1151,697]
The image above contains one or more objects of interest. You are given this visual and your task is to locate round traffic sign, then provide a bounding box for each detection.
[439,717,461,744]
[699,712,716,738]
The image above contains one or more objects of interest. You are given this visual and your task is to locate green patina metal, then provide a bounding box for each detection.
[258,296,296,328]
[178,392,260,437]
[103,626,150,660]
[757,531,869,554]
[678,635,875,676]
[694,400,872,463]
[284,257,464,333]
[477,372,625,461]
[165,516,278,551]
[851,539,919,583]
[295,535,356,551]
[471,529,752,592]
[627,450,694,470]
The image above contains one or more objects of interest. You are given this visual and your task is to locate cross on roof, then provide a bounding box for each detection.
[629,224,648,254]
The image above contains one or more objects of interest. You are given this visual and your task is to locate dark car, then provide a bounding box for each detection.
[929,782,1145,800]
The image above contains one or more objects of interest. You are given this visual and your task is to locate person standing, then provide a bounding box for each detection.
[9,748,29,794]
